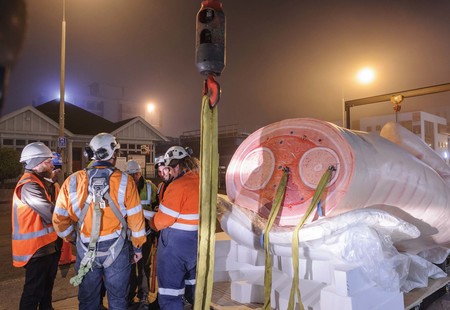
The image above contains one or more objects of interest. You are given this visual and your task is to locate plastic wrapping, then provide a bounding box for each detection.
[217,195,448,292]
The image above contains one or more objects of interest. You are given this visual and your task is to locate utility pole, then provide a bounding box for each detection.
[59,0,66,177]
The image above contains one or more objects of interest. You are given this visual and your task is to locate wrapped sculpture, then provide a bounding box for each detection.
[218,118,449,296]
[224,118,450,251]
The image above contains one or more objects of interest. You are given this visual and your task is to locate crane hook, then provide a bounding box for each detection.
[203,74,221,108]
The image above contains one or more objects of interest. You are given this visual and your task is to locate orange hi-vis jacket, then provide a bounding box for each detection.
[157,181,167,202]
[153,171,199,232]
[12,173,58,267]
[52,167,146,249]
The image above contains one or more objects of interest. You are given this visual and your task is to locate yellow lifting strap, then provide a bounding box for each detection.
[194,94,219,310]
[263,168,290,310]
[287,166,335,310]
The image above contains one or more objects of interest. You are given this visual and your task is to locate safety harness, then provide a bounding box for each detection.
[70,165,128,286]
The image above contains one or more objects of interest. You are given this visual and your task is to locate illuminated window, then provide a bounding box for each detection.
[424,121,434,149]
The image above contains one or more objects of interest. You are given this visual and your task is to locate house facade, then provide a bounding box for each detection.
[0,100,168,178]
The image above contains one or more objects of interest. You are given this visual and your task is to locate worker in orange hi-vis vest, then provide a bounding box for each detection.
[149,146,200,310]
[12,142,61,309]
[52,133,146,310]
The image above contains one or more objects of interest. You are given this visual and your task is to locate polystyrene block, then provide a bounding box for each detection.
[230,281,264,304]
[236,244,265,266]
[215,239,232,257]
[320,285,404,310]
[228,265,265,283]
[214,256,229,272]
[272,255,333,284]
[213,270,231,282]
[333,264,374,296]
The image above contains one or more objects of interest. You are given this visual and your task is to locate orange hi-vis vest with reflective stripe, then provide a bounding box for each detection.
[153,171,199,232]
[11,173,58,267]
[52,167,146,249]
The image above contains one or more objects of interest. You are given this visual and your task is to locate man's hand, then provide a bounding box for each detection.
[132,252,143,264]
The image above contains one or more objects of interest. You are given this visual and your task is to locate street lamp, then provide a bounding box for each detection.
[342,67,376,128]
[59,0,67,176]
[356,67,376,85]
[145,102,155,125]
[147,102,155,113]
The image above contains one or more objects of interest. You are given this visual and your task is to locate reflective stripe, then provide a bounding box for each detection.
[140,183,152,205]
[117,173,128,216]
[80,230,120,243]
[13,254,32,263]
[170,222,198,231]
[132,228,146,238]
[12,225,55,240]
[158,287,185,296]
[54,205,69,217]
[69,175,81,219]
[158,204,180,218]
[185,279,196,285]
[58,224,74,238]
[12,201,19,237]
[127,204,142,216]
[178,213,199,220]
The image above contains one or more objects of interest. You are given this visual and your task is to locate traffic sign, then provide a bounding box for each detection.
[58,137,67,148]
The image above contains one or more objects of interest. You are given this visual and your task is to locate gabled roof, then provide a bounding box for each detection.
[113,116,168,142]
[33,100,168,142]
[35,100,116,135]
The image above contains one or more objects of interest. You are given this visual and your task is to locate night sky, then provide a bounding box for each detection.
[3,0,450,136]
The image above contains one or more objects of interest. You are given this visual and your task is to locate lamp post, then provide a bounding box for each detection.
[58,0,67,176]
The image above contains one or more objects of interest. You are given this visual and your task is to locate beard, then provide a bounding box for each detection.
[34,165,53,179]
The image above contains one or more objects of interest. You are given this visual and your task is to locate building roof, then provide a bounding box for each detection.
[35,100,117,135]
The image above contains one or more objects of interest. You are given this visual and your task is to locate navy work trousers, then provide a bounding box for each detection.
[19,251,60,310]
[76,238,131,310]
[156,228,198,310]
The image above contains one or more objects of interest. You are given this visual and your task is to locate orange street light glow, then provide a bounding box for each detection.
[356,67,376,84]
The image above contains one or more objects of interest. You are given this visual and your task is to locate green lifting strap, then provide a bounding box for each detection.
[287,166,335,310]
[70,196,103,286]
[263,168,290,310]
[194,94,219,310]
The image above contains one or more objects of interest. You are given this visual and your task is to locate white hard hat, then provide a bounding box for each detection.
[20,142,53,163]
[164,146,191,166]
[125,160,141,174]
[154,155,165,168]
[89,133,120,160]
